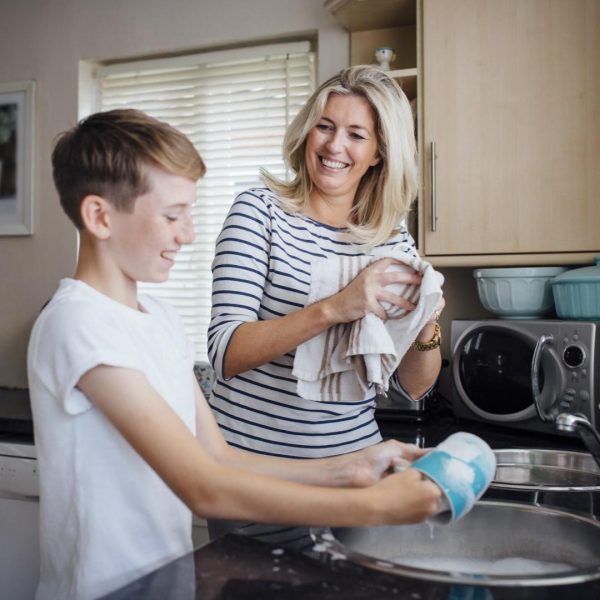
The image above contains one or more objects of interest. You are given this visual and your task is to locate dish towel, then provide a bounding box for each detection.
[292,245,444,402]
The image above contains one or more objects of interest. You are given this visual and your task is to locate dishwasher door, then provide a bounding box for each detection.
[0,448,39,600]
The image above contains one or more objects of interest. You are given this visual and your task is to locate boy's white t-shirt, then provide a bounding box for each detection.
[27,279,196,600]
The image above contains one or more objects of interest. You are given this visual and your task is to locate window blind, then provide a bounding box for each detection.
[94,43,316,361]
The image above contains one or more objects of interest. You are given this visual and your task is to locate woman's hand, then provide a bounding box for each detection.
[340,439,430,488]
[323,257,422,324]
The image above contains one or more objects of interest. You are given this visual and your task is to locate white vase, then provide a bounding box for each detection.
[375,47,396,71]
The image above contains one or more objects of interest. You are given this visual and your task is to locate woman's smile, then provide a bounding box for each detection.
[319,156,349,170]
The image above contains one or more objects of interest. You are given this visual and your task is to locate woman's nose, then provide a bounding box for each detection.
[325,131,343,153]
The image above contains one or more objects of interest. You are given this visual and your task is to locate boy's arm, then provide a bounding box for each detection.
[77,365,440,527]
[194,378,427,488]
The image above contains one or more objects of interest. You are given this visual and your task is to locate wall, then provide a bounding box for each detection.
[0,0,486,389]
[0,0,349,387]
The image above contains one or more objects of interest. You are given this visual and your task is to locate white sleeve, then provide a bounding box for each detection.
[30,302,151,415]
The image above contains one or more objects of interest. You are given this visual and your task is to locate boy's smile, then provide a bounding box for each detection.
[160,250,178,265]
[107,167,197,286]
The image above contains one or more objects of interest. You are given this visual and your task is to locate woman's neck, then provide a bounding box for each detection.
[305,191,354,228]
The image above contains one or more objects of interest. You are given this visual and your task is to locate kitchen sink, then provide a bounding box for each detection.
[311,501,600,586]
[491,449,600,491]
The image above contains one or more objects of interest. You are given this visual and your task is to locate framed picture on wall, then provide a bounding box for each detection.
[0,80,35,235]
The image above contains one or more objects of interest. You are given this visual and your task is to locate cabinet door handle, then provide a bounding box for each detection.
[430,141,437,232]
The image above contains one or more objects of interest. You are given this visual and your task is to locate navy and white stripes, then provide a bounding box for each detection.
[207,187,417,458]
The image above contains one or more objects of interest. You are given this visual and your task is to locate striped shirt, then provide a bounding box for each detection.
[208,187,419,459]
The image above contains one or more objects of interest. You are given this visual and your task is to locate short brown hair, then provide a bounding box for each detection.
[52,109,206,228]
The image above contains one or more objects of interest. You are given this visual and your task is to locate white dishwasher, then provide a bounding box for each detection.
[0,440,39,600]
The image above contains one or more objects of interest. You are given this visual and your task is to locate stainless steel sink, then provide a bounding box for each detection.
[311,501,600,586]
[491,449,600,491]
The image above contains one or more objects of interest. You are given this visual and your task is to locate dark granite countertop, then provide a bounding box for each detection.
[101,407,600,600]
[101,531,600,600]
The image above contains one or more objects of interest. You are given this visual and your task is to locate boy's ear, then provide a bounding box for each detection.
[80,195,112,240]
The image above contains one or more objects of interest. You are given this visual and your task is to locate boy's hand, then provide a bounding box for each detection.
[371,468,442,525]
[344,440,429,487]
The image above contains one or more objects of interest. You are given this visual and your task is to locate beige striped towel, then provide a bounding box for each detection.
[292,246,444,402]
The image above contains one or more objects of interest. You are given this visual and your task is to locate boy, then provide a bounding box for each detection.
[27,109,440,600]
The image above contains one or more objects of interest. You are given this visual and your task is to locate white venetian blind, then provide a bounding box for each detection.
[94,43,316,361]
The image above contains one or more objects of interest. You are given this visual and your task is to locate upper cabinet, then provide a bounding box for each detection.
[421,0,600,265]
[326,0,600,267]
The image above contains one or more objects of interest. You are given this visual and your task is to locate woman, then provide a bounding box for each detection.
[207,65,445,547]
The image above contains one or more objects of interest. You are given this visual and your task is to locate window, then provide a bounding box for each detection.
[90,42,316,361]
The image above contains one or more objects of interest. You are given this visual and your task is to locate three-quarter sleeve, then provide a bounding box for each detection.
[207,191,272,380]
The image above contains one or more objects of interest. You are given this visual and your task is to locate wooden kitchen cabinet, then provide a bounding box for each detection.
[421,0,600,265]
[326,0,600,267]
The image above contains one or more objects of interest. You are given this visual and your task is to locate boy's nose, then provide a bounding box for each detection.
[177,215,196,244]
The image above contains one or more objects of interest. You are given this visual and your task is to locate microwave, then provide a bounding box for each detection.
[450,319,599,436]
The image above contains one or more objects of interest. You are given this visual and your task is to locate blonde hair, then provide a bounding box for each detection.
[261,65,417,248]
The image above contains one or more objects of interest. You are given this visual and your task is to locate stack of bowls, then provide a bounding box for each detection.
[473,266,568,319]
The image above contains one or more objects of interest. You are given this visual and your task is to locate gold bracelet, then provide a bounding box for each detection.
[412,322,441,351]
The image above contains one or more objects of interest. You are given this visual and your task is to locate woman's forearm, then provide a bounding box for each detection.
[223,299,336,378]
[395,321,442,399]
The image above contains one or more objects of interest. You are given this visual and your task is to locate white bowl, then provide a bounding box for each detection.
[473,267,568,319]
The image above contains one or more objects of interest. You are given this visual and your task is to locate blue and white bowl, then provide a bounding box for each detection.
[474,266,568,319]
